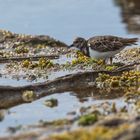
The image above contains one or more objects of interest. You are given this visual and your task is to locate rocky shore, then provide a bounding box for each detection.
[0,30,140,140]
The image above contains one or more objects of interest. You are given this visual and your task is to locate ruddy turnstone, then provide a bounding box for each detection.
[70,36,138,64]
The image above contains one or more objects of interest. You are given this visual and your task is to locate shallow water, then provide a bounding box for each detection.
[0,0,140,136]
[0,0,139,44]
[0,92,126,136]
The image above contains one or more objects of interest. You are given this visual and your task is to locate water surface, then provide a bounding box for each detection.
[0,0,138,44]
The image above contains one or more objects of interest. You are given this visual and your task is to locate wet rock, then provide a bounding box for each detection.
[0,109,6,121]
[7,125,22,134]
[98,118,127,127]
[44,98,58,108]
[113,123,140,140]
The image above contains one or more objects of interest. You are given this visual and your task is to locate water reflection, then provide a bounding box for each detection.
[115,0,140,34]
[0,90,125,136]
[0,87,125,109]
[71,88,124,102]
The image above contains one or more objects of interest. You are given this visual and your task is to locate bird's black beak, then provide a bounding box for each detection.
[69,44,74,48]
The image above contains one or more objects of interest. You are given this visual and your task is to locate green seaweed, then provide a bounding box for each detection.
[78,113,98,126]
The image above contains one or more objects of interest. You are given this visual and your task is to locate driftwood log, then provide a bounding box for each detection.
[0,70,127,109]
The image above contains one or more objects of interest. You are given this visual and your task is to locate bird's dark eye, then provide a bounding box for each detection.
[74,41,78,43]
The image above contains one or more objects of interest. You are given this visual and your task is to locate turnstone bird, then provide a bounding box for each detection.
[70,36,138,64]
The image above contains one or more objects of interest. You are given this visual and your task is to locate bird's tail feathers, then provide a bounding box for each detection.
[123,38,139,46]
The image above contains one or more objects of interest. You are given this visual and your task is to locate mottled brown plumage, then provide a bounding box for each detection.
[87,36,138,52]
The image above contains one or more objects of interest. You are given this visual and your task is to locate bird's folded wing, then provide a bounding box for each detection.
[88,39,123,52]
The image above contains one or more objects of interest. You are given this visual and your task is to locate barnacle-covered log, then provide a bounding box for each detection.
[0,71,99,108]
[0,70,130,109]
[0,29,68,61]
[0,30,68,47]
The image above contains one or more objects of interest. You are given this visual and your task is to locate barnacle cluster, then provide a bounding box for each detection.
[0,30,13,38]
[124,87,140,105]
[65,51,104,69]
[21,58,54,69]
[116,48,140,64]
[38,57,54,68]
[22,90,36,102]
[64,51,120,71]
[14,46,29,54]
[50,123,129,140]
[96,71,140,88]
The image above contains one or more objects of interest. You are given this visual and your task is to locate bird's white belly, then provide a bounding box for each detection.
[89,47,124,59]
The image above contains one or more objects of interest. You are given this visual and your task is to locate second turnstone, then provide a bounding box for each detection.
[70,36,139,64]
